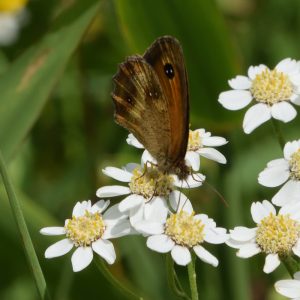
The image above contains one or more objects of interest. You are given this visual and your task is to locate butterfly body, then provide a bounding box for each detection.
[112,36,190,179]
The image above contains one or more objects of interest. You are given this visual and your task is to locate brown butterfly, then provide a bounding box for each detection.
[112,36,190,180]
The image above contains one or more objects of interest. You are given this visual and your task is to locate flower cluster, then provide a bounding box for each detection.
[219,58,300,299]
[41,127,228,271]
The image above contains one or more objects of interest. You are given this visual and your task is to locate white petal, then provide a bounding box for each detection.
[226,238,247,249]
[258,165,290,187]
[40,227,66,236]
[251,201,276,223]
[275,279,300,298]
[284,140,300,160]
[123,163,140,173]
[273,180,300,206]
[185,151,200,171]
[169,191,193,213]
[102,167,132,182]
[96,185,131,198]
[294,272,300,280]
[72,201,91,217]
[146,234,175,253]
[202,136,228,147]
[293,239,300,257]
[197,148,226,164]
[103,203,127,222]
[92,239,116,264]
[237,243,261,258]
[142,150,157,165]
[280,202,300,220]
[144,197,168,223]
[263,253,280,273]
[276,58,298,74]
[171,245,191,266]
[45,239,73,258]
[243,103,271,134]
[118,194,144,212]
[103,220,133,239]
[174,173,205,189]
[71,247,93,272]
[126,134,144,149]
[228,75,252,90]
[128,204,144,226]
[193,245,218,267]
[134,221,164,235]
[229,227,256,242]
[204,228,228,244]
[291,94,300,105]
[91,200,110,214]
[248,64,267,80]
[271,102,297,123]
[218,90,252,110]
[267,158,288,168]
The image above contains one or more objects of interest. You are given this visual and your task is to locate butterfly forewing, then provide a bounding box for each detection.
[112,56,172,163]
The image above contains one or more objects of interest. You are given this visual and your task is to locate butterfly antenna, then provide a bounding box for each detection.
[204,181,229,207]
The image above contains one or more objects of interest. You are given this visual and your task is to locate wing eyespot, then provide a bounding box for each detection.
[164,63,175,79]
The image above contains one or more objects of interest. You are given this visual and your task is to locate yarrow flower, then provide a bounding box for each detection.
[0,0,28,46]
[275,272,300,299]
[96,163,204,228]
[40,200,131,272]
[226,200,300,273]
[258,140,300,206]
[134,196,228,266]
[218,58,300,134]
[127,129,228,171]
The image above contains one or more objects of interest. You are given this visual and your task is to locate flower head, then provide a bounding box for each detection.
[40,200,131,272]
[275,272,300,299]
[127,129,228,172]
[134,196,228,266]
[218,58,300,134]
[258,140,300,206]
[97,162,204,228]
[227,200,300,273]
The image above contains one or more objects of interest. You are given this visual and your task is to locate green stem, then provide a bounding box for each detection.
[0,150,50,300]
[281,256,300,278]
[187,254,198,300]
[271,118,285,150]
[94,256,143,300]
[166,254,190,300]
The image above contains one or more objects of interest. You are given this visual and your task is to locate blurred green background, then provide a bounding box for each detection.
[1,0,300,299]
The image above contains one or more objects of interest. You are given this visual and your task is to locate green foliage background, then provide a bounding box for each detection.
[1,0,300,299]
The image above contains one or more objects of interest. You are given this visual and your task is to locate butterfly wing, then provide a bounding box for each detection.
[143,36,189,170]
[112,55,172,164]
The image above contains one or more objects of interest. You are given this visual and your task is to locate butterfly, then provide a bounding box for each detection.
[112,36,190,180]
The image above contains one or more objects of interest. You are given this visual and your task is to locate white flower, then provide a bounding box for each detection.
[258,140,300,206]
[127,129,227,172]
[134,196,228,266]
[0,0,28,46]
[218,58,300,134]
[275,272,300,299]
[227,200,300,274]
[97,163,204,228]
[40,200,131,272]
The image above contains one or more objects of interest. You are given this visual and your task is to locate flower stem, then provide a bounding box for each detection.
[166,254,190,299]
[94,256,143,300]
[281,256,300,278]
[0,150,51,300]
[187,254,199,300]
[271,118,285,150]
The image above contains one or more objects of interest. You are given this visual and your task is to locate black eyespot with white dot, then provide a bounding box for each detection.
[164,63,175,79]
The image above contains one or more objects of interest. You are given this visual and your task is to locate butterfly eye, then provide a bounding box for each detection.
[164,63,175,79]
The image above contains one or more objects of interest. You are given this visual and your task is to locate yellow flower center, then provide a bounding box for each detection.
[65,211,105,247]
[251,69,293,105]
[129,166,174,199]
[187,130,202,151]
[290,149,300,180]
[0,0,28,13]
[256,213,300,255]
[165,211,205,247]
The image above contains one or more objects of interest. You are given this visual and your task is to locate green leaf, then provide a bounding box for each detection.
[0,0,101,161]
